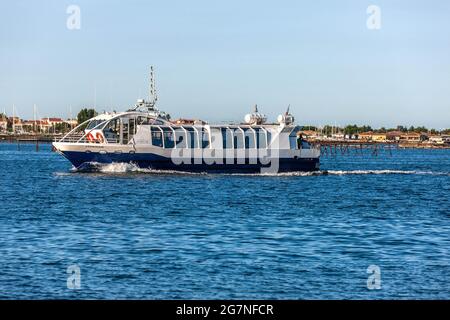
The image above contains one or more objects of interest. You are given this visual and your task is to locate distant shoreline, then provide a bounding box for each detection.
[1,134,449,149]
[312,140,450,149]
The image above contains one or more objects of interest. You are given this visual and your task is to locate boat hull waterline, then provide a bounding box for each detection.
[57,148,320,173]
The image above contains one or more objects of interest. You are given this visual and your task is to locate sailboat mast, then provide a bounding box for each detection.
[12,104,15,133]
[33,104,37,132]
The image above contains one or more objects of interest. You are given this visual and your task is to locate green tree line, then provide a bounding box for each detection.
[77,108,98,124]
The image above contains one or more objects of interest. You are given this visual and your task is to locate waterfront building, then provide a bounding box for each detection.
[0,114,7,132]
[427,135,447,145]
[22,120,51,133]
[7,117,23,133]
[386,131,402,141]
[46,117,64,125]
[331,133,345,140]
[399,132,427,142]
[358,132,374,141]
[298,130,321,140]
[358,132,387,142]
[65,119,78,129]
[371,133,387,142]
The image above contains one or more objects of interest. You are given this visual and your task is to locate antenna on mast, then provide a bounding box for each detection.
[149,66,158,106]
[131,67,170,120]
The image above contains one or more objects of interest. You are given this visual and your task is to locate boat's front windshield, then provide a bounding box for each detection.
[86,119,105,130]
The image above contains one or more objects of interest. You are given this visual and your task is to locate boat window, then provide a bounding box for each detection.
[266,131,272,147]
[256,129,267,149]
[185,127,198,148]
[221,128,233,149]
[202,129,210,148]
[150,126,163,147]
[103,119,120,143]
[137,116,151,125]
[129,117,136,136]
[174,128,186,148]
[121,118,129,144]
[162,127,175,148]
[289,130,298,149]
[233,129,244,149]
[244,129,256,149]
[86,120,104,130]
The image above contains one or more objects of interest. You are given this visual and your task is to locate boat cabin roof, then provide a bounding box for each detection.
[87,110,296,132]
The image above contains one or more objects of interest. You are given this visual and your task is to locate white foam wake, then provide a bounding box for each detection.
[72,162,204,175]
[239,169,449,177]
[325,169,448,176]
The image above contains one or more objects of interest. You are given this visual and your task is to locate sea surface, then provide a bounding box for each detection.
[0,142,449,299]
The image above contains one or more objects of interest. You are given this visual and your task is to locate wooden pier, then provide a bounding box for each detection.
[0,134,61,143]
[312,141,398,157]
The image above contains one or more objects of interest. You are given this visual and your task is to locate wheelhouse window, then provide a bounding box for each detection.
[137,116,151,125]
[289,128,300,149]
[86,119,105,130]
[103,119,120,143]
[128,117,136,136]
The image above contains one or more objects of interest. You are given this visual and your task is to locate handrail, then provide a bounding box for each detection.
[58,118,93,142]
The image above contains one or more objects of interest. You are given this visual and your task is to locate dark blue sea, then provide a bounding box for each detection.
[0,142,449,299]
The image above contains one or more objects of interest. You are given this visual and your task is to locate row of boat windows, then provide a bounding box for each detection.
[146,126,273,149]
[88,117,303,149]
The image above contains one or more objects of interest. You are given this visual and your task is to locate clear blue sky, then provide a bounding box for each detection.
[1,0,449,129]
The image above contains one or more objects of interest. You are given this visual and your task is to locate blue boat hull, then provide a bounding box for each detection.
[60,151,320,173]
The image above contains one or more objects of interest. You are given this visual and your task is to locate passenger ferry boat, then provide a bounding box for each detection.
[53,69,320,173]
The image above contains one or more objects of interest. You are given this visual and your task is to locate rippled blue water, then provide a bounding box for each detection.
[0,142,449,299]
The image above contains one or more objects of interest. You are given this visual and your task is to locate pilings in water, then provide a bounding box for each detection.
[315,142,398,157]
[0,134,54,152]
[14,139,45,152]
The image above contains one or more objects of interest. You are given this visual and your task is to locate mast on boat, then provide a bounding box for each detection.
[149,66,158,108]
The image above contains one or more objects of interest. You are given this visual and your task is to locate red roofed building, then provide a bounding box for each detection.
[22,120,51,133]
[45,118,64,125]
